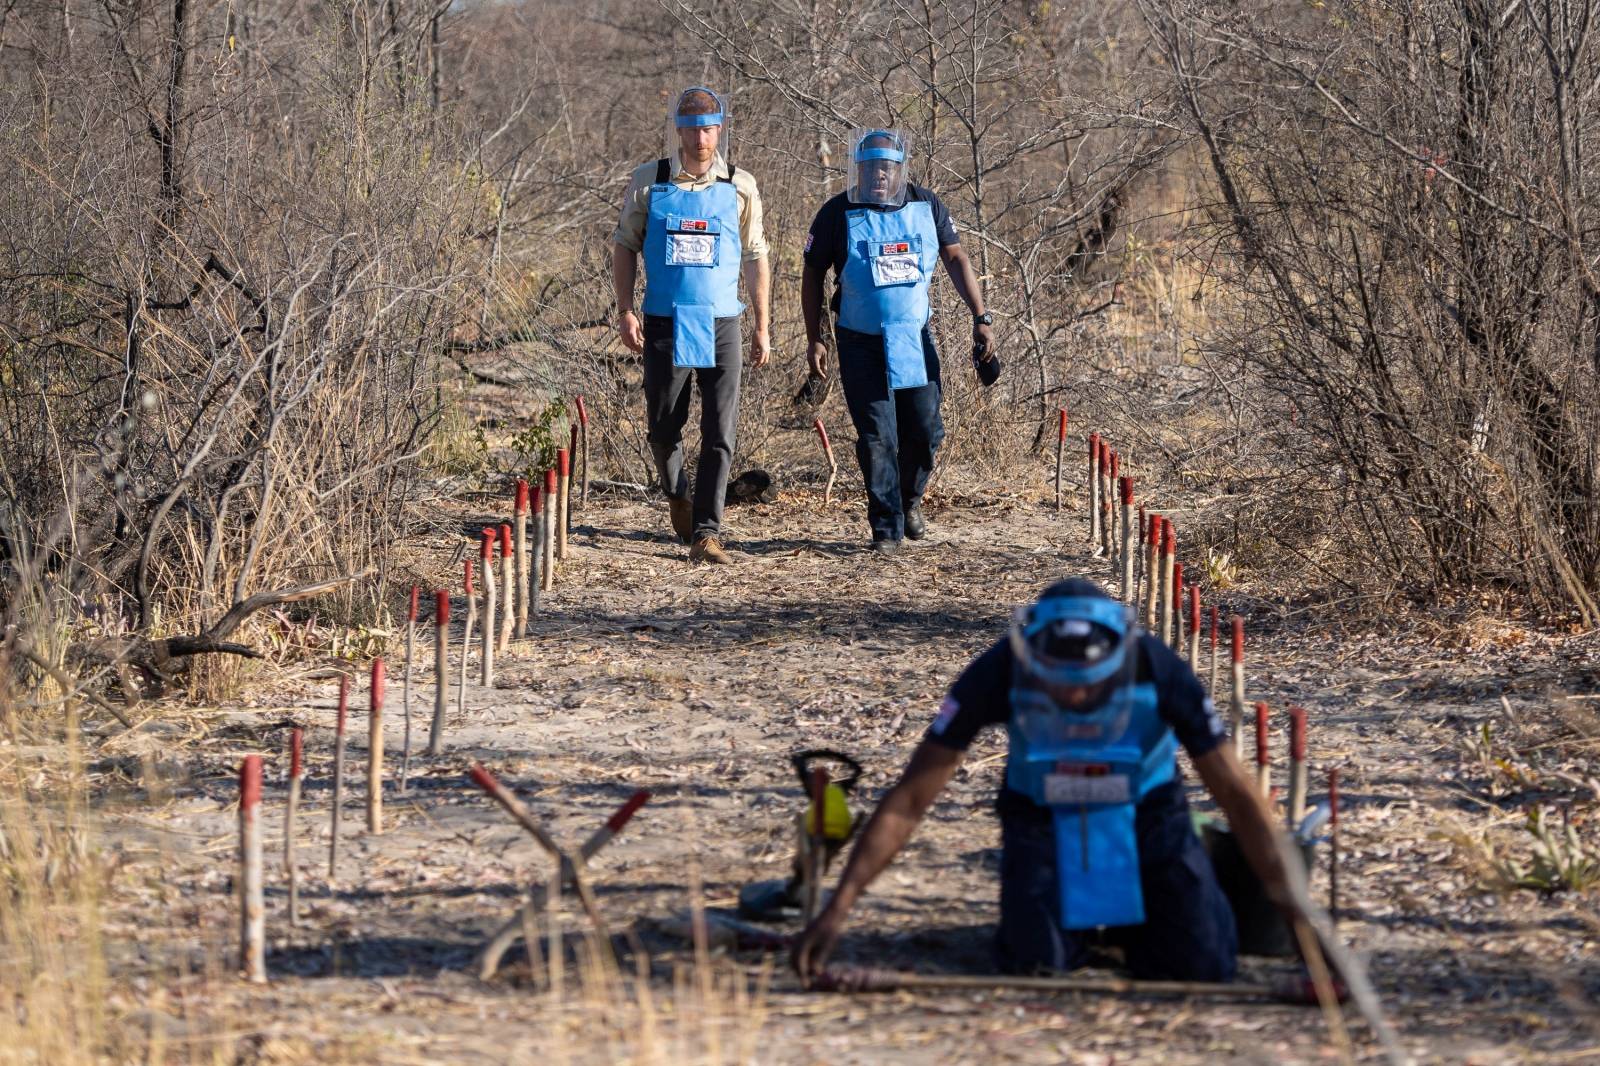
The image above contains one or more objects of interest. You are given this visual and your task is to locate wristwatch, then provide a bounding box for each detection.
[973,311,994,326]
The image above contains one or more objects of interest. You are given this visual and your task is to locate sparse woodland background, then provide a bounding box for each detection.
[3,0,1600,703]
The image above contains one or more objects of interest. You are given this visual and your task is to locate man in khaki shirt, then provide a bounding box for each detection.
[611,86,770,565]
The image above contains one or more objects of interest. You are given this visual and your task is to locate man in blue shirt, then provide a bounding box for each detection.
[792,578,1316,984]
[801,129,995,555]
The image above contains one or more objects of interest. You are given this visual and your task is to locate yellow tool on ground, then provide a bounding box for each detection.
[738,750,864,923]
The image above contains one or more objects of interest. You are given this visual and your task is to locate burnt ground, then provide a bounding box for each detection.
[89,489,1600,1065]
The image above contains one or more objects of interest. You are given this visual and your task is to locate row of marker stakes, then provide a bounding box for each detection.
[1066,409,1341,884]
[235,398,593,982]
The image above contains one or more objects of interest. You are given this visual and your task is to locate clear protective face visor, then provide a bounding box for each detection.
[847,127,910,206]
[666,86,729,176]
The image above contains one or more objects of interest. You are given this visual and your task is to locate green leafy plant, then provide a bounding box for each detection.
[511,400,572,479]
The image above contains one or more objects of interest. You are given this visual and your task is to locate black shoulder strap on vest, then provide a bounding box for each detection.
[718,163,735,184]
[654,157,670,184]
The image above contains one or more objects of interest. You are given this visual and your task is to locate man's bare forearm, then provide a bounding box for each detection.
[743,257,770,332]
[801,265,825,345]
[940,246,986,316]
[612,244,639,313]
[829,741,962,910]
[1195,747,1292,906]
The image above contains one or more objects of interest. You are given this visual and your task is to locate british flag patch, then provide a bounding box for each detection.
[930,695,960,735]
[680,218,709,231]
[804,232,814,252]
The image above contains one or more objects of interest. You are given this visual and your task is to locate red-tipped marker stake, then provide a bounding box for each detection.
[1172,561,1186,653]
[1160,521,1177,647]
[458,558,477,713]
[528,486,544,625]
[1254,701,1271,800]
[1329,768,1341,929]
[1088,434,1103,548]
[240,754,265,983]
[1050,407,1069,511]
[815,417,838,505]
[1107,452,1121,563]
[1188,584,1202,665]
[402,585,419,793]
[367,658,386,835]
[480,529,496,687]
[567,423,580,537]
[285,728,303,925]
[1099,447,1114,558]
[1143,514,1162,629]
[1230,616,1246,760]
[328,674,349,880]
[542,469,558,591]
[1208,605,1220,695]
[1136,505,1148,608]
[514,479,530,638]
[1288,706,1309,829]
[1119,476,1135,604]
[429,590,450,757]
[575,395,590,509]
[557,448,571,562]
[497,524,514,655]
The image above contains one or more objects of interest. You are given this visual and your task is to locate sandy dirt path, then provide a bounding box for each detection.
[95,490,1599,1065]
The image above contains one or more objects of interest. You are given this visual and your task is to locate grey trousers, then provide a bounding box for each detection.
[642,313,742,541]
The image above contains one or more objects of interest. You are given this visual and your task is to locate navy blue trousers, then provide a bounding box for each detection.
[835,324,945,542]
[995,786,1239,981]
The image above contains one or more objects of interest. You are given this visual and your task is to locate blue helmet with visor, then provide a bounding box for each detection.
[1008,579,1132,695]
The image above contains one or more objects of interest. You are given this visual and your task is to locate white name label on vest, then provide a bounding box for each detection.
[1043,773,1132,805]
[667,233,716,267]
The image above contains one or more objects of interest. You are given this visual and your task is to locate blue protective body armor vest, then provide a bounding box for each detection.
[1005,678,1178,930]
[641,162,744,368]
[837,199,939,389]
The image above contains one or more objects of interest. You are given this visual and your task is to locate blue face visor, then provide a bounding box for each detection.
[854,129,905,163]
[1010,596,1130,688]
[674,87,724,128]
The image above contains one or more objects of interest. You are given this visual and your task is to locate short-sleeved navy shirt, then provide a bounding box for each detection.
[803,185,959,311]
[926,633,1226,817]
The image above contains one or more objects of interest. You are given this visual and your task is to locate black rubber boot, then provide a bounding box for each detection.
[904,502,926,540]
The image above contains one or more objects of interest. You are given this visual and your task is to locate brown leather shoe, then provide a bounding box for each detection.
[688,535,733,565]
[668,497,693,544]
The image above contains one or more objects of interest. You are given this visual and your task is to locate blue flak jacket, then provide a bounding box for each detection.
[1005,678,1180,931]
[837,199,939,389]
[642,164,744,368]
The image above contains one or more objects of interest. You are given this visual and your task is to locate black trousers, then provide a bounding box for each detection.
[835,323,945,542]
[642,314,742,540]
